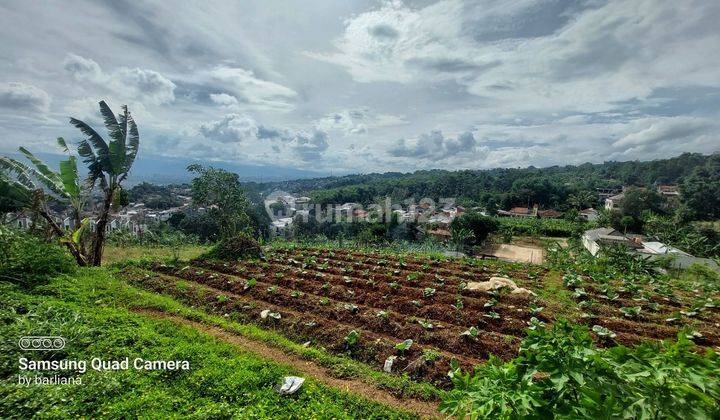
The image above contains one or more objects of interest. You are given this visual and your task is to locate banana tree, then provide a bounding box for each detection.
[70,100,139,266]
[0,138,89,265]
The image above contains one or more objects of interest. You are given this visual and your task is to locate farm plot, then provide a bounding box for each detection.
[124,245,720,387]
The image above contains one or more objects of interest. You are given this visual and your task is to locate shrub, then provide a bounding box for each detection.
[201,233,261,261]
[440,320,720,418]
[0,225,75,286]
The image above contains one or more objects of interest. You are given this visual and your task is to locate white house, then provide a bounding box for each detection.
[604,193,624,211]
[580,208,599,221]
[581,227,634,256]
[269,217,294,238]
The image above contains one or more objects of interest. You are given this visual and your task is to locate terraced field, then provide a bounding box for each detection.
[123,245,720,387]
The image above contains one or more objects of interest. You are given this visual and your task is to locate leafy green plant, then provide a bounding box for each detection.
[442,321,720,419]
[395,339,413,353]
[620,306,642,319]
[460,326,479,339]
[345,330,360,348]
[423,287,436,298]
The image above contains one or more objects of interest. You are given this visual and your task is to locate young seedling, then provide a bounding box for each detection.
[529,301,544,315]
[484,311,501,320]
[423,287,436,298]
[395,339,413,354]
[484,298,498,308]
[344,303,359,314]
[619,306,642,319]
[243,278,257,291]
[422,349,441,363]
[345,330,360,348]
[527,317,545,330]
[460,326,479,339]
[592,325,616,339]
[417,319,434,330]
[376,310,389,319]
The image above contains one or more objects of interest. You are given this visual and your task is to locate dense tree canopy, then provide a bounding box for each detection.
[245,152,719,222]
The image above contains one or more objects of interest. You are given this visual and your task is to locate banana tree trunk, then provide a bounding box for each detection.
[38,208,87,266]
[91,186,115,266]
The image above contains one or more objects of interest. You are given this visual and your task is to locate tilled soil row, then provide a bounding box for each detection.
[126,269,493,385]
[154,263,525,357]
[272,248,543,285]
[194,261,550,326]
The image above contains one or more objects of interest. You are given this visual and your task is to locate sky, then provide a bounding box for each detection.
[0,0,718,176]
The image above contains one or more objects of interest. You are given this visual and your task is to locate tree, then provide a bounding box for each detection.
[450,212,499,246]
[451,228,475,253]
[71,101,140,265]
[567,191,596,209]
[0,138,89,265]
[187,165,251,239]
[681,154,720,220]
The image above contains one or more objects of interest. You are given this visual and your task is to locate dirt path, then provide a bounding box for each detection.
[133,308,442,419]
[482,243,545,264]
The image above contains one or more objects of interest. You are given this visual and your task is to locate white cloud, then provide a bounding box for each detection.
[63,53,175,105]
[199,113,260,143]
[315,107,407,135]
[310,0,720,115]
[200,66,298,112]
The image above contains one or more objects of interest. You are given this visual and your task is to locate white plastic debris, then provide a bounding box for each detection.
[261,309,270,319]
[275,376,305,395]
[383,355,397,373]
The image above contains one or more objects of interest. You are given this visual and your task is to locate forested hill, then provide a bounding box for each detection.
[244,152,720,213]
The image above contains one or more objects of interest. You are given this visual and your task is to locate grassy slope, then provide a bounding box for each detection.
[0,270,416,419]
[103,245,210,266]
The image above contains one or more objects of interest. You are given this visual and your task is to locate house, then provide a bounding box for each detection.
[604,193,624,211]
[596,187,622,201]
[657,185,680,197]
[427,213,453,228]
[581,227,638,256]
[538,209,563,219]
[580,208,599,221]
[269,217,294,238]
[427,228,452,241]
[497,206,537,218]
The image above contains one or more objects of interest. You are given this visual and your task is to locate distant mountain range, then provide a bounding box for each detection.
[3,152,334,185]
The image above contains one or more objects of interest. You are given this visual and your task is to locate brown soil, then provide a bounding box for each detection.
[133,308,442,419]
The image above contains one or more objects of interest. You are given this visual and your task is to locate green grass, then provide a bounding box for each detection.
[103,245,210,266]
[0,270,418,418]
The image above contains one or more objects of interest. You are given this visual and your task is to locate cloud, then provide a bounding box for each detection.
[0,82,51,113]
[196,66,297,112]
[388,130,478,160]
[63,53,175,105]
[309,0,720,115]
[285,130,330,162]
[199,113,260,143]
[197,113,330,162]
[315,107,407,135]
[611,117,713,150]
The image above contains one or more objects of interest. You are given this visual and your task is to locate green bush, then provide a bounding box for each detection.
[440,320,720,418]
[202,233,262,260]
[0,225,75,286]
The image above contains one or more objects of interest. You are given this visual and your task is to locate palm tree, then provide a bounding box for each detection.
[568,191,596,209]
[0,138,88,265]
[71,100,139,266]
